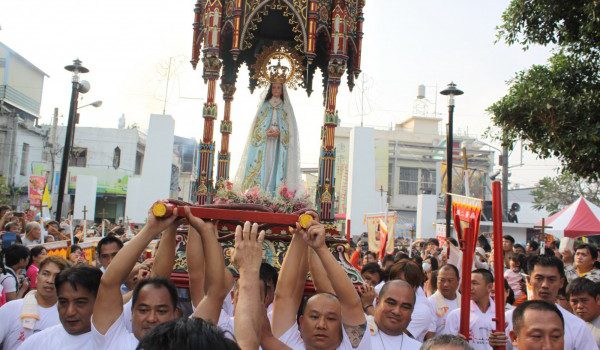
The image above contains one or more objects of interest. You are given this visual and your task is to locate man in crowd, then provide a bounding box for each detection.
[21,222,42,246]
[502,235,515,268]
[0,256,70,350]
[526,240,540,255]
[421,335,473,350]
[565,243,600,283]
[19,265,103,348]
[45,221,69,242]
[91,207,180,349]
[369,280,422,349]
[509,300,565,350]
[444,269,506,350]
[273,217,370,349]
[428,264,460,334]
[96,235,124,272]
[567,277,600,347]
[388,259,435,342]
[503,255,596,350]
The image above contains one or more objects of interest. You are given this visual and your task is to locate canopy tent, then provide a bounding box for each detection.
[541,196,600,238]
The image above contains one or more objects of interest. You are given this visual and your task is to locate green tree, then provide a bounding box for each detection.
[489,0,600,179]
[0,177,12,206]
[531,172,600,215]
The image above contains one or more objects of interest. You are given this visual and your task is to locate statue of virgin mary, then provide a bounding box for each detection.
[234,78,302,196]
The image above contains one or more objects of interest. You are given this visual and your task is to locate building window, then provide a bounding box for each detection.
[399,167,436,195]
[69,147,87,167]
[420,169,436,194]
[19,143,30,176]
[399,167,419,195]
[135,152,143,175]
[113,147,121,169]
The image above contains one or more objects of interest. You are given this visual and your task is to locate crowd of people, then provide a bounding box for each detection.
[0,202,599,349]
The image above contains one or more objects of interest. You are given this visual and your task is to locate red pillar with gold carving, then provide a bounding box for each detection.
[216,83,236,189]
[317,0,348,224]
[306,0,318,63]
[230,0,242,60]
[197,0,223,204]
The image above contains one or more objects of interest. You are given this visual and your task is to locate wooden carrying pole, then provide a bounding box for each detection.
[492,180,506,350]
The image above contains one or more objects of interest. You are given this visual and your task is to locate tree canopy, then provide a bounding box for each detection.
[532,172,600,215]
[489,0,600,179]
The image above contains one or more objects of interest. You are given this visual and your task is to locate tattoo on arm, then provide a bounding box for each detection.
[343,322,367,348]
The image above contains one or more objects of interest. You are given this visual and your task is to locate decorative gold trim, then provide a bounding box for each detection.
[252,43,305,89]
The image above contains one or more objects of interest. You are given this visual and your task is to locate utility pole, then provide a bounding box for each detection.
[502,144,509,218]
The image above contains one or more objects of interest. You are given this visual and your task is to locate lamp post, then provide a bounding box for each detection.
[440,82,463,238]
[55,59,91,222]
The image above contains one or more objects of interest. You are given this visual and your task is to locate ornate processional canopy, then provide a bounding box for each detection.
[191,0,366,97]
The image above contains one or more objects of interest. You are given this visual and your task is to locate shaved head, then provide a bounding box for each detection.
[379,280,415,304]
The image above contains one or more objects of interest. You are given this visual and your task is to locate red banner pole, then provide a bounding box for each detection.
[492,181,506,350]
[459,224,472,340]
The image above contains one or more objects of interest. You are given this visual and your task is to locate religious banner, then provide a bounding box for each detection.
[28,175,46,207]
[365,212,397,255]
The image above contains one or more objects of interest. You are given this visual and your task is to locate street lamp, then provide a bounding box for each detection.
[440,82,463,238]
[55,59,91,221]
[78,100,102,109]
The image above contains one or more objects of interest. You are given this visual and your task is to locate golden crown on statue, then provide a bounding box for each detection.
[268,59,289,84]
[253,43,304,89]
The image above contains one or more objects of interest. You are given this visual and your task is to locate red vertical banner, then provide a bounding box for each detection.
[450,194,482,340]
[492,181,506,350]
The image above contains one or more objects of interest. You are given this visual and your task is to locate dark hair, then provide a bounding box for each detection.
[260,262,278,292]
[509,253,527,271]
[382,255,395,266]
[527,255,565,279]
[4,222,18,231]
[527,240,540,251]
[395,252,410,261]
[55,266,103,296]
[1,244,30,273]
[448,237,459,247]
[439,263,460,280]
[0,205,10,213]
[30,245,46,258]
[421,334,473,350]
[477,235,491,252]
[575,243,598,260]
[503,235,515,244]
[45,220,59,229]
[513,243,525,251]
[39,256,71,271]
[503,279,515,305]
[361,262,383,281]
[365,251,377,260]
[132,277,179,310]
[567,277,600,298]
[264,83,285,103]
[427,238,440,247]
[70,244,82,255]
[426,256,439,271]
[512,300,564,335]
[388,259,425,288]
[472,268,494,285]
[96,235,124,254]
[136,317,240,350]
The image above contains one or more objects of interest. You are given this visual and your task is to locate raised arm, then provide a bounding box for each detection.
[186,226,205,307]
[308,247,335,294]
[93,204,177,334]
[151,221,180,278]
[188,208,229,324]
[305,222,365,327]
[233,222,265,350]
[271,224,308,337]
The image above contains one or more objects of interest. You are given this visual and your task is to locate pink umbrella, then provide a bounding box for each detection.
[540,196,600,238]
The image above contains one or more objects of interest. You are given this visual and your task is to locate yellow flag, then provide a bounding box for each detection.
[42,184,52,209]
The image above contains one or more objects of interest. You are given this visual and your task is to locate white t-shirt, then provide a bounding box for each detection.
[428,291,460,335]
[505,303,598,350]
[19,324,93,349]
[369,330,422,350]
[0,269,18,294]
[123,299,133,332]
[407,288,436,341]
[279,322,371,350]
[589,315,600,348]
[92,313,138,350]
[443,299,497,350]
[0,299,60,350]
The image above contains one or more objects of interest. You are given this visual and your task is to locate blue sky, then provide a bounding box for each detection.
[0,0,561,186]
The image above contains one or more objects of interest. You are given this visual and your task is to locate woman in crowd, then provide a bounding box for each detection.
[26,246,47,290]
[0,244,30,304]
